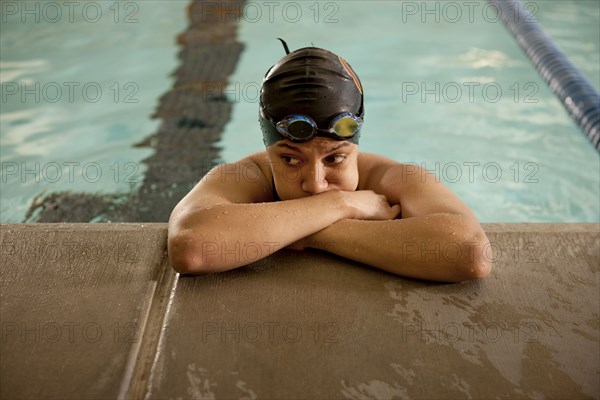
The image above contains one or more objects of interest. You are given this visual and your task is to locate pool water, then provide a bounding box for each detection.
[219,0,600,222]
[1,1,598,223]
[0,2,188,222]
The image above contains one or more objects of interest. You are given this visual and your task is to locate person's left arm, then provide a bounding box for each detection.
[297,162,492,282]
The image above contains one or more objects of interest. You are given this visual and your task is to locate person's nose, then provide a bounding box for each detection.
[301,163,328,194]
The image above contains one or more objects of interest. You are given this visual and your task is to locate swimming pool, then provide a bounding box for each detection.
[1,0,598,223]
[219,0,600,222]
[0,2,188,222]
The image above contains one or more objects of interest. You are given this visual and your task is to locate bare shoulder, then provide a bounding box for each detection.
[358,152,476,219]
[357,152,422,194]
[245,151,272,182]
[172,152,273,217]
[208,151,274,203]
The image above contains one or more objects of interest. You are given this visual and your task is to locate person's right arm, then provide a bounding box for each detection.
[167,156,398,274]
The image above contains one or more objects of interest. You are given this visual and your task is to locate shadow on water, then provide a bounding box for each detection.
[25,0,245,223]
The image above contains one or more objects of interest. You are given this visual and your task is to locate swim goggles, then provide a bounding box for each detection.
[260,108,363,143]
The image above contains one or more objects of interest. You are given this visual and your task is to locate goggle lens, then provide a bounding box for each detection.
[332,116,359,137]
[287,120,314,140]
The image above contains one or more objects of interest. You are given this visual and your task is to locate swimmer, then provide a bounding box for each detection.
[168,41,492,282]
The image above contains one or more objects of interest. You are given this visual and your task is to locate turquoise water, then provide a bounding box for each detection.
[0,2,188,222]
[1,1,598,223]
[220,0,600,222]
[534,0,600,88]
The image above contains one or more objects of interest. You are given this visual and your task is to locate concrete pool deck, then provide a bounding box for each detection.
[1,223,598,399]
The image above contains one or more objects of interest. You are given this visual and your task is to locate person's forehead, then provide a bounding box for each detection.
[274,138,356,154]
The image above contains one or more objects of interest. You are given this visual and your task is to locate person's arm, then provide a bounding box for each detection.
[300,163,492,282]
[167,156,399,274]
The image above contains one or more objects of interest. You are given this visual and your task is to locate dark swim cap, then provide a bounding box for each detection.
[259,44,364,146]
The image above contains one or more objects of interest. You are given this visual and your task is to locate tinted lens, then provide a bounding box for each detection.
[287,120,314,140]
[332,116,359,137]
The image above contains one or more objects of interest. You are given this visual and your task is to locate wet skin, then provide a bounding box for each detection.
[168,137,492,282]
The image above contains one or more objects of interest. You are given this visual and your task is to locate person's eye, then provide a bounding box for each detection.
[281,155,302,166]
[325,155,347,165]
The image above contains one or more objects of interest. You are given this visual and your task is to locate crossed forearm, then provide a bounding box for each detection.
[171,191,352,273]
[307,214,492,282]
[172,191,491,281]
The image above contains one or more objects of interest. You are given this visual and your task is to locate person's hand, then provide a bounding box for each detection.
[284,190,400,251]
[341,190,401,220]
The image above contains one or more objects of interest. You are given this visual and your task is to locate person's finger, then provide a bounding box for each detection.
[390,204,402,218]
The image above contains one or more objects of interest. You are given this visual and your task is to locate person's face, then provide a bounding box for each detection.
[266,137,359,200]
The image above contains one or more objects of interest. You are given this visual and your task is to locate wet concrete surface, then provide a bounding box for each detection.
[1,223,598,399]
[1,224,169,399]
